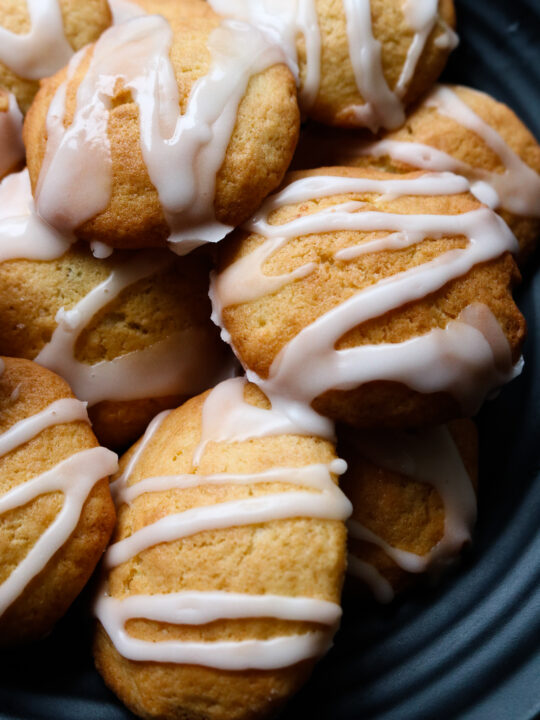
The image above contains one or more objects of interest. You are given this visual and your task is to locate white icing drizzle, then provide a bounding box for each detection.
[347,425,476,581]
[0,398,89,458]
[0,0,74,80]
[211,173,520,426]
[208,0,322,110]
[193,377,335,466]
[0,169,70,263]
[361,85,540,217]
[109,0,146,24]
[346,554,394,603]
[97,377,350,669]
[0,397,118,615]
[0,92,24,180]
[33,251,224,407]
[95,591,338,669]
[35,14,286,253]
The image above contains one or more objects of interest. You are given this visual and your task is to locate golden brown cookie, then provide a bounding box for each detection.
[93,378,348,720]
[0,356,116,646]
[0,0,111,113]
[23,1,300,250]
[212,166,525,430]
[352,84,540,264]
[340,419,477,601]
[0,242,231,449]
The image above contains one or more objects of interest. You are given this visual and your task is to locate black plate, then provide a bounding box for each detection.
[1,1,540,718]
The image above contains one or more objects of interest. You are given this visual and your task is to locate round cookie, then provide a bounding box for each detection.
[354,84,540,264]
[0,88,24,180]
[212,166,525,431]
[93,377,349,720]
[24,0,300,251]
[0,0,112,113]
[0,172,231,448]
[209,0,456,131]
[340,419,477,602]
[0,356,117,646]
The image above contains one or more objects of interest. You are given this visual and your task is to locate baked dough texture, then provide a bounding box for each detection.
[341,419,477,596]
[23,0,300,249]
[215,166,525,429]
[0,244,229,448]
[94,382,347,720]
[0,357,116,646]
[358,85,540,263]
[0,0,112,113]
[300,0,456,127]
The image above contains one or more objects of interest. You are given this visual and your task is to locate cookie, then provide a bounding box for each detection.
[0,356,117,646]
[356,84,540,263]
[209,0,456,131]
[0,170,231,448]
[24,0,300,252]
[340,419,477,601]
[0,0,111,113]
[93,377,350,720]
[212,166,525,431]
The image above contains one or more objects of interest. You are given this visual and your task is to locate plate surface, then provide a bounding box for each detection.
[1,1,540,718]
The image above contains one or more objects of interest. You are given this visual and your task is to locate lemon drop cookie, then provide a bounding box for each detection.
[0,170,230,449]
[0,0,111,113]
[212,166,525,432]
[209,0,457,131]
[24,0,300,253]
[0,356,117,646]
[93,377,350,720]
[340,420,477,602]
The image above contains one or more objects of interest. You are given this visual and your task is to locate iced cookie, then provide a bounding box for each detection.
[0,0,111,113]
[0,356,117,646]
[355,85,540,263]
[0,171,230,448]
[212,166,525,432]
[24,1,300,253]
[93,377,350,720]
[340,420,477,602]
[209,0,457,131]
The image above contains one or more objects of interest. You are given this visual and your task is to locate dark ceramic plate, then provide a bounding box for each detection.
[1,1,540,718]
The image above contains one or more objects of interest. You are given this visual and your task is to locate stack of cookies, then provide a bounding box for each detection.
[0,1,538,719]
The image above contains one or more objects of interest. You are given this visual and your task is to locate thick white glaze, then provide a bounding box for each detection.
[0,169,70,263]
[0,0,73,80]
[35,14,286,253]
[208,0,322,110]
[361,85,540,217]
[211,173,520,426]
[0,396,118,615]
[97,377,350,669]
[0,92,24,179]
